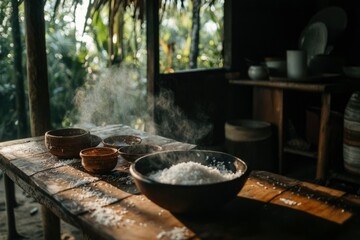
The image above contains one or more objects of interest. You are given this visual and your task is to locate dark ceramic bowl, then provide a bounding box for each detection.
[102,135,142,149]
[80,147,118,174]
[129,150,249,214]
[45,128,91,159]
[118,144,162,163]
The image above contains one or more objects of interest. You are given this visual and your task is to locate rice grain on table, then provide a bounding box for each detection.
[148,161,242,185]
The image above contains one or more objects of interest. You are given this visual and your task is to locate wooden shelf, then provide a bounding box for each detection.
[284,147,317,159]
[229,78,360,93]
[228,77,360,180]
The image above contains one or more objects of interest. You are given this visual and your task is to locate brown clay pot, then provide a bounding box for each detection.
[45,128,91,159]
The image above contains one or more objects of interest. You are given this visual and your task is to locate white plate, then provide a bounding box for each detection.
[299,22,328,65]
[309,6,347,44]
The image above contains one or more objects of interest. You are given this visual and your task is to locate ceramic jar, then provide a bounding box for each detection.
[343,91,360,175]
[248,66,268,80]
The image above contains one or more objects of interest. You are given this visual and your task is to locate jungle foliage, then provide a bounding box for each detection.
[0,0,223,141]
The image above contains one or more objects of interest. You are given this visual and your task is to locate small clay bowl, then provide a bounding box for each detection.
[80,147,119,174]
[102,135,142,149]
[45,128,91,159]
[118,144,162,163]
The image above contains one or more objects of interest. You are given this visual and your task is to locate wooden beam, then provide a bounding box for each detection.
[24,1,58,239]
[24,0,51,137]
[146,0,160,131]
[223,0,233,70]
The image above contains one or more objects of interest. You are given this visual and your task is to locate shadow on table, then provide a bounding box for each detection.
[174,197,360,240]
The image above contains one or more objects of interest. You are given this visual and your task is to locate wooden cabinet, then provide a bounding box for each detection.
[229,78,360,181]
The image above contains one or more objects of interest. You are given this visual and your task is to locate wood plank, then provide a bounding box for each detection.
[230,79,327,92]
[230,79,360,93]
[54,181,132,215]
[299,181,345,198]
[342,193,360,205]
[79,195,195,240]
[271,190,352,224]
[0,135,43,148]
[0,138,47,160]
[239,171,299,202]
[10,154,77,176]
[31,165,100,195]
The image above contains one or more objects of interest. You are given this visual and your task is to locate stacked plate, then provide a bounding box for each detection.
[299,7,347,65]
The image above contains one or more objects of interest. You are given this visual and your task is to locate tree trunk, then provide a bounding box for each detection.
[24,0,51,137]
[117,3,125,63]
[189,0,201,69]
[108,1,114,66]
[11,0,28,138]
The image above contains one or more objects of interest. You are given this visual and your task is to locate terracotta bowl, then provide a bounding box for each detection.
[45,128,91,159]
[102,135,142,149]
[129,150,249,215]
[80,147,119,174]
[118,144,162,163]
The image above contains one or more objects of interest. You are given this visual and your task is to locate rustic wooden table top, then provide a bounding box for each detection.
[1,124,360,239]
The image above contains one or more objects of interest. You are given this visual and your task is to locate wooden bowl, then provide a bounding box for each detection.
[102,135,142,149]
[118,144,162,163]
[45,128,91,159]
[80,147,118,174]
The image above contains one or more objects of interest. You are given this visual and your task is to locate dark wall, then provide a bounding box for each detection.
[155,0,360,147]
[157,69,231,147]
[330,0,360,65]
[227,0,317,73]
[227,0,360,72]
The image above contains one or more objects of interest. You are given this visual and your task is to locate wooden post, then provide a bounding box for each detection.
[24,1,59,239]
[24,0,51,137]
[146,0,160,132]
[317,92,331,181]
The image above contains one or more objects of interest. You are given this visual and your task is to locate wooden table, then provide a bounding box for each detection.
[1,124,360,239]
[229,78,360,180]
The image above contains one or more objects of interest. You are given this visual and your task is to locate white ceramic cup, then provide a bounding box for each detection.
[248,65,268,80]
[287,50,307,80]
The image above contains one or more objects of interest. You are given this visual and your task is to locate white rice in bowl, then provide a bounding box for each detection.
[148,161,243,185]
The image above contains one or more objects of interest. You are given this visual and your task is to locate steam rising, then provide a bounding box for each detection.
[73,65,147,129]
[151,89,213,145]
[73,65,213,145]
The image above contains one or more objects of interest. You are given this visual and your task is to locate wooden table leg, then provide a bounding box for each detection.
[317,92,331,181]
[4,174,22,240]
[41,205,60,240]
